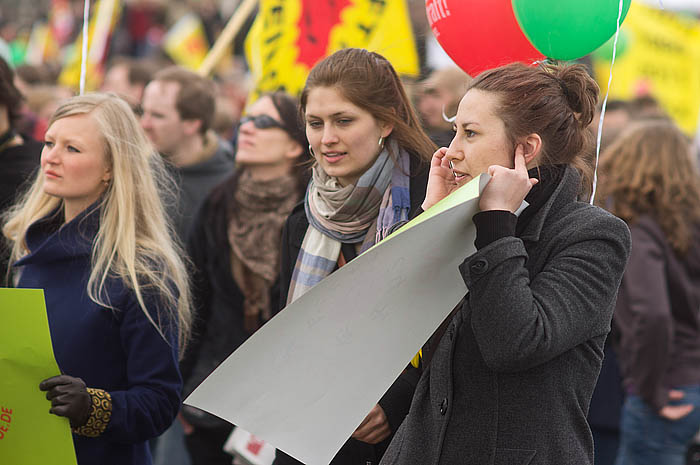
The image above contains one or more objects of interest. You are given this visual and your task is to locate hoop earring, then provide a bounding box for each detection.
[308,144,315,157]
[378,136,384,147]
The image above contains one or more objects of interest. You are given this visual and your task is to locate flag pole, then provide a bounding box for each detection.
[198,0,258,77]
[79,0,91,95]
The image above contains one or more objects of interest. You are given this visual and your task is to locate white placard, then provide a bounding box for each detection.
[186,174,514,464]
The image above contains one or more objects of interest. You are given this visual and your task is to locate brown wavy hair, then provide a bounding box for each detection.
[300,48,436,163]
[597,120,700,254]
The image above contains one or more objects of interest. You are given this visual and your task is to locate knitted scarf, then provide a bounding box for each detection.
[228,170,300,331]
[287,142,411,304]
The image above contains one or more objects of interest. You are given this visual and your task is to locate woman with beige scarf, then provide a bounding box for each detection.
[273,48,435,465]
[179,91,310,465]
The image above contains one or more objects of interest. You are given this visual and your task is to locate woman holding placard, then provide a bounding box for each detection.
[2,93,191,465]
[379,63,631,465]
[273,48,434,465]
[597,121,700,465]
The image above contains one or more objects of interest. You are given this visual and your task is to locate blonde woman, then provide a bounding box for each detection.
[3,93,192,465]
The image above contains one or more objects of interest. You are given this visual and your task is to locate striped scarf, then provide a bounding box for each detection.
[287,143,411,304]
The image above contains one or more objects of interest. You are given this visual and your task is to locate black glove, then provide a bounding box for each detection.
[39,375,92,428]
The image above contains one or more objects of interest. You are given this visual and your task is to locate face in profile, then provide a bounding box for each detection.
[140,80,189,156]
[41,113,111,212]
[235,96,301,170]
[418,86,452,131]
[304,86,393,187]
[445,89,513,187]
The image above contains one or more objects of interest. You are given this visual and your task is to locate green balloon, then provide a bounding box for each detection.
[512,0,632,60]
[591,29,629,61]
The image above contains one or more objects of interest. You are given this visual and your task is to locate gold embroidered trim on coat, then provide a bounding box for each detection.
[72,388,112,437]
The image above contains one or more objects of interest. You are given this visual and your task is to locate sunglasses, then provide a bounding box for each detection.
[239,114,286,131]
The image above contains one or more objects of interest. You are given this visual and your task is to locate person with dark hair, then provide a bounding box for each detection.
[417,66,472,147]
[597,121,700,465]
[273,48,435,465]
[140,65,234,244]
[379,62,631,465]
[0,56,42,285]
[141,65,234,465]
[179,91,310,465]
[101,57,158,110]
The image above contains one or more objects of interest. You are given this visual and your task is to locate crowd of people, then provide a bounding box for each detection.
[1,14,700,465]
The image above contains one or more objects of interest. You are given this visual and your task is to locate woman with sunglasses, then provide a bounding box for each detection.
[272,48,435,465]
[178,91,310,465]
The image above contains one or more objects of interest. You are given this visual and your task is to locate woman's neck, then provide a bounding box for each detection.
[63,196,102,224]
[246,163,293,182]
[63,203,83,224]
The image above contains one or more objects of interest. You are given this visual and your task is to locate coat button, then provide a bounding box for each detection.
[439,397,448,415]
[470,258,488,274]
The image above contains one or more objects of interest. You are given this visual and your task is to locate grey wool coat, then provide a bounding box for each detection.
[380,167,631,465]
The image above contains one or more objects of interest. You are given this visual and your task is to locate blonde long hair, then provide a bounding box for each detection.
[597,120,700,255]
[3,93,192,354]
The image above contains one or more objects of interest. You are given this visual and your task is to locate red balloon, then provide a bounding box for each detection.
[426,0,544,76]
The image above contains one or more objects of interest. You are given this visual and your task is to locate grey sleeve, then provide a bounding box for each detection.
[459,214,631,373]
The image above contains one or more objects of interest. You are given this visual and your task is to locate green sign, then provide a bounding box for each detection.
[0,288,77,464]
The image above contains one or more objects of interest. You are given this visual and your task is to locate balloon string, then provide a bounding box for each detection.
[590,0,624,205]
[80,0,90,95]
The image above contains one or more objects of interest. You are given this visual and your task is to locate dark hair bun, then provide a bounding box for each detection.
[554,65,599,127]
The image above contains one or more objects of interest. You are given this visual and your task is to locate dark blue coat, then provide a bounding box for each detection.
[14,206,182,465]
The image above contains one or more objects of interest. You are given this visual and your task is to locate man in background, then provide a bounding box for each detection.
[141,65,235,243]
[416,66,471,148]
[140,65,235,465]
[102,56,158,111]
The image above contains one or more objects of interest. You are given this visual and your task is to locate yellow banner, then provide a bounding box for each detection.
[244,0,419,102]
[163,13,210,71]
[58,0,121,92]
[592,1,700,135]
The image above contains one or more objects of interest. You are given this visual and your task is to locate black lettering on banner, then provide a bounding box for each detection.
[369,0,387,12]
[260,70,278,85]
[265,47,278,62]
[265,32,283,45]
[358,24,374,38]
[302,10,317,45]
[271,5,284,25]
[258,68,282,95]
